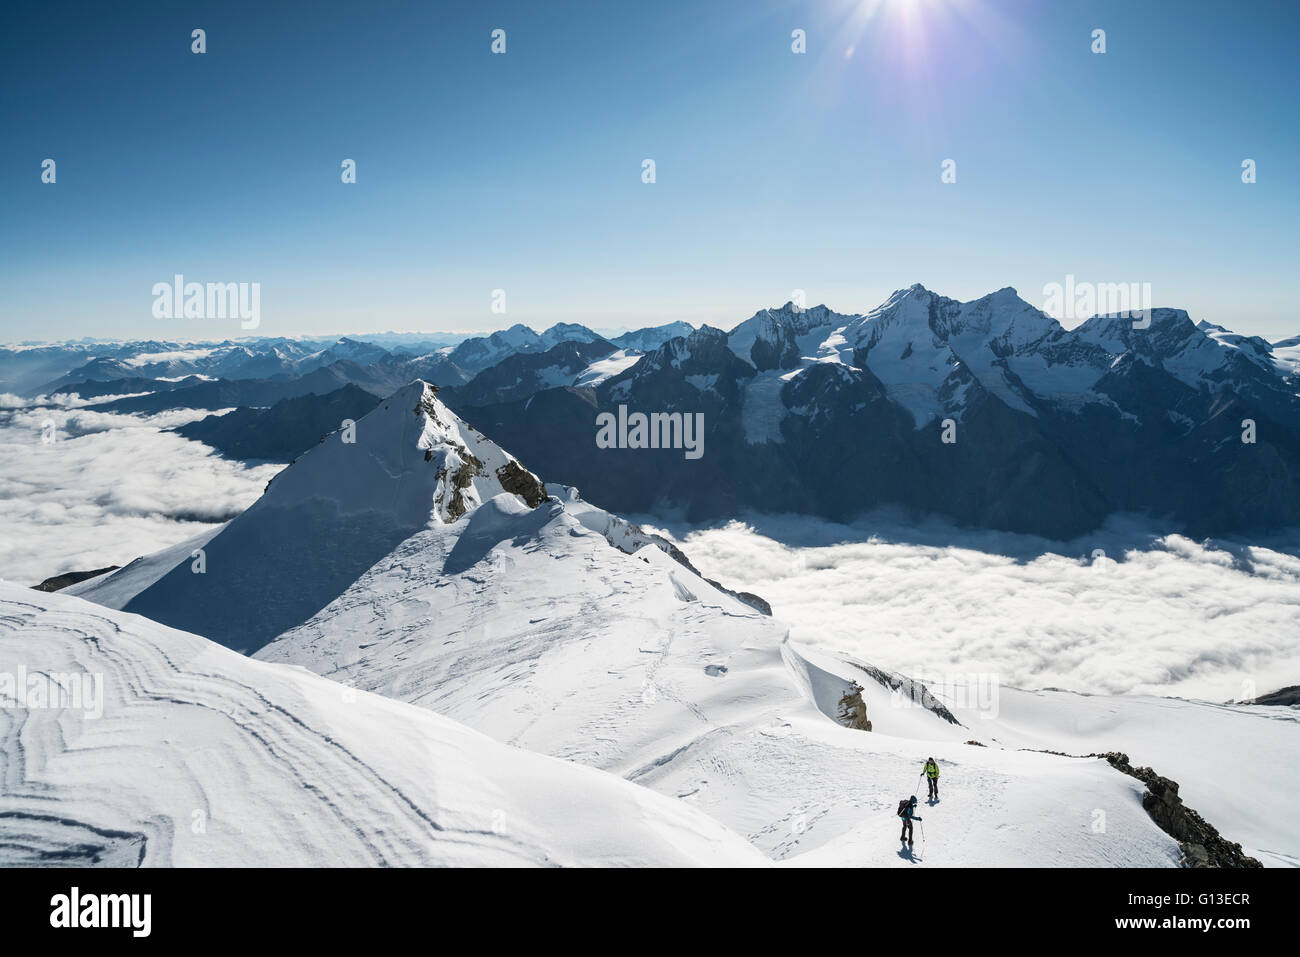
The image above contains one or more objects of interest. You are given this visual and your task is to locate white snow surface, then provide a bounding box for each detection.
[252,492,1184,867]
[46,377,1293,868]
[0,583,766,867]
[739,373,790,444]
[573,348,643,388]
[1271,335,1300,378]
[949,686,1300,868]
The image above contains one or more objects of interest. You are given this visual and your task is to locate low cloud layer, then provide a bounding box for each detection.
[642,511,1300,702]
[0,391,150,410]
[6,401,1297,704]
[0,405,278,584]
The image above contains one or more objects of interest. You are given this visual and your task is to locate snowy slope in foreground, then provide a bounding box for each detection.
[0,584,766,867]
[951,687,1300,868]
[791,645,1297,867]
[256,494,1182,867]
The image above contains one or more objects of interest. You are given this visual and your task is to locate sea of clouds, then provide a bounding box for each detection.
[641,511,1300,703]
[0,399,279,584]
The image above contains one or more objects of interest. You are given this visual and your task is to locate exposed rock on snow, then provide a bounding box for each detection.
[1252,685,1300,707]
[1100,753,1262,868]
[32,566,119,592]
[850,660,963,727]
[836,681,872,731]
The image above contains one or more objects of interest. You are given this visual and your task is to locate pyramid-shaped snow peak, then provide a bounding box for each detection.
[107,380,547,653]
[261,379,547,525]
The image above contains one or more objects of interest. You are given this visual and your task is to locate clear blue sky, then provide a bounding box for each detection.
[2,0,1297,342]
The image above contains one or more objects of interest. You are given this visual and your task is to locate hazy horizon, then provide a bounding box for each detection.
[5,278,1299,350]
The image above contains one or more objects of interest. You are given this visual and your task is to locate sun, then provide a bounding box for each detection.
[834,0,975,64]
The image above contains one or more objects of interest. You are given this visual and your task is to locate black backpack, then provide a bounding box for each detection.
[897,799,910,818]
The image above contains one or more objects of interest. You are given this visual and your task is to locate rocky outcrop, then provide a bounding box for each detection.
[1251,685,1300,706]
[835,681,872,731]
[1100,752,1262,868]
[33,566,119,592]
[705,581,772,616]
[495,460,548,509]
[851,663,963,726]
[435,445,486,522]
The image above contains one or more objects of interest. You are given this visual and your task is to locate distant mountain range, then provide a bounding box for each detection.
[0,321,696,396]
[451,286,1300,538]
[8,288,1299,538]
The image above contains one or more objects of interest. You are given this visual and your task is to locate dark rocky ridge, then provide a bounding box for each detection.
[848,662,963,726]
[1100,752,1262,868]
[33,566,119,592]
[1251,685,1300,706]
[175,384,380,461]
[1015,748,1260,867]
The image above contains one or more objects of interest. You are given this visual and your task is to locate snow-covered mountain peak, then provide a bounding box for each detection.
[843,285,948,351]
[78,379,548,652]
[1076,307,1194,345]
[948,287,1060,347]
[773,300,837,322]
[888,282,938,305]
[862,283,951,331]
[1074,308,1236,371]
[732,301,851,334]
[640,325,732,372]
[727,302,858,371]
[497,323,542,346]
[864,285,1039,336]
[610,321,695,352]
[281,378,546,529]
[312,378,547,525]
[539,322,603,348]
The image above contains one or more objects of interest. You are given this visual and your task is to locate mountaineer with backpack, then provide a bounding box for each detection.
[897,795,922,847]
[924,757,940,800]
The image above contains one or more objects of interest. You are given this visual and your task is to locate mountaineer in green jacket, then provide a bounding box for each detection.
[924,757,940,800]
